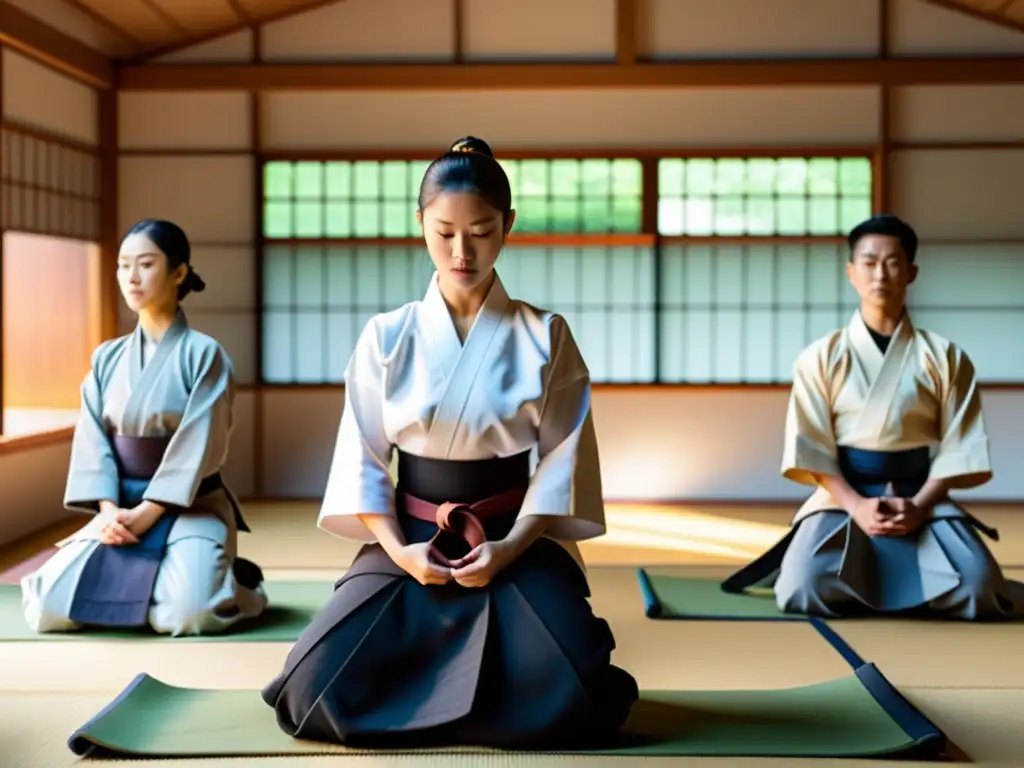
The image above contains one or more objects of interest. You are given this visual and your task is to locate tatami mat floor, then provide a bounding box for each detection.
[2,501,1023,766]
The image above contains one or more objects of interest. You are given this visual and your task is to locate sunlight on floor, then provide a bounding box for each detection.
[600,504,788,559]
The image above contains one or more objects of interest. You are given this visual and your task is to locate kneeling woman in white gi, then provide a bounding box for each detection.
[21,219,268,636]
[262,137,639,749]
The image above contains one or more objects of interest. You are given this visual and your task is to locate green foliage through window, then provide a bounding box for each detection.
[263,156,872,240]
[502,159,642,233]
[657,157,872,236]
[263,158,643,238]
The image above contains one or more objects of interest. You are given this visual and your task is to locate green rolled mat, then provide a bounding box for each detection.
[66,663,951,760]
[637,568,790,620]
[0,580,329,641]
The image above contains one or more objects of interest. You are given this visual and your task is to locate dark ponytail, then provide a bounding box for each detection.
[122,218,206,301]
[417,136,512,222]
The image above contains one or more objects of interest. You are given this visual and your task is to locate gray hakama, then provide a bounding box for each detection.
[724,446,1024,619]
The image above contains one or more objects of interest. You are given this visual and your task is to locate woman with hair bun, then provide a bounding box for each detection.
[21,218,268,637]
[262,137,638,749]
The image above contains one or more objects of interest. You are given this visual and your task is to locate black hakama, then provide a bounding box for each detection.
[261,450,638,749]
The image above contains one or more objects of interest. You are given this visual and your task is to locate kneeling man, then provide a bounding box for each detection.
[723,214,1023,620]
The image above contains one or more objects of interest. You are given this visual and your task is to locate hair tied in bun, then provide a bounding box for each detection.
[449,136,494,158]
[188,265,207,294]
[417,136,511,221]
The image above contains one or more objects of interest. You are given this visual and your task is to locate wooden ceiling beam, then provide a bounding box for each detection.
[0,3,113,87]
[616,0,637,65]
[118,57,1024,91]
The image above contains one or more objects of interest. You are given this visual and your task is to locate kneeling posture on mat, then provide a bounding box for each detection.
[723,214,1024,620]
[261,137,639,749]
[21,219,268,636]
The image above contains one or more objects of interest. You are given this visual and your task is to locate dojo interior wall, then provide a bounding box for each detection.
[112,0,1024,505]
[0,48,101,543]
[6,0,1024,544]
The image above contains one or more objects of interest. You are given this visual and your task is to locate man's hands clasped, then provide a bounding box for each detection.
[850,483,926,537]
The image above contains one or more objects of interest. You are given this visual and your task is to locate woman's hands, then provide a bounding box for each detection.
[116,502,166,537]
[361,511,553,588]
[448,541,515,587]
[392,540,516,587]
[96,500,165,546]
[393,542,453,586]
[442,515,554,587]
[97,501,138,546]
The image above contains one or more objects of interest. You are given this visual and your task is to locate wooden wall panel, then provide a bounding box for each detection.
[640,0,879,59]
[0,439,75,546]
[463,0,615,61]
[119,92,251,150]
[892,85,1024,142]
[891,149,1024,239]
[1,49,98,146]
[117,155,252,240]
[2,232,95,409]
[261,87,881,150]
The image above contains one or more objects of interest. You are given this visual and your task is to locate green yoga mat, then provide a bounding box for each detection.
[0,580,328,641]
[638,569,790,620]
[66,664,948,760]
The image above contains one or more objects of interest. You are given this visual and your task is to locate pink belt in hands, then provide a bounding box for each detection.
[400,486,528,567]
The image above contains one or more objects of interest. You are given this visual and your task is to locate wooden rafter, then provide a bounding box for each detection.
[135,0,349,62]
[0,3,112,87]
[140,0,192,39]
[118,57,1024,91]
[227,0,254,25]
[919,0,1024,34]
[54,0,145,52]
